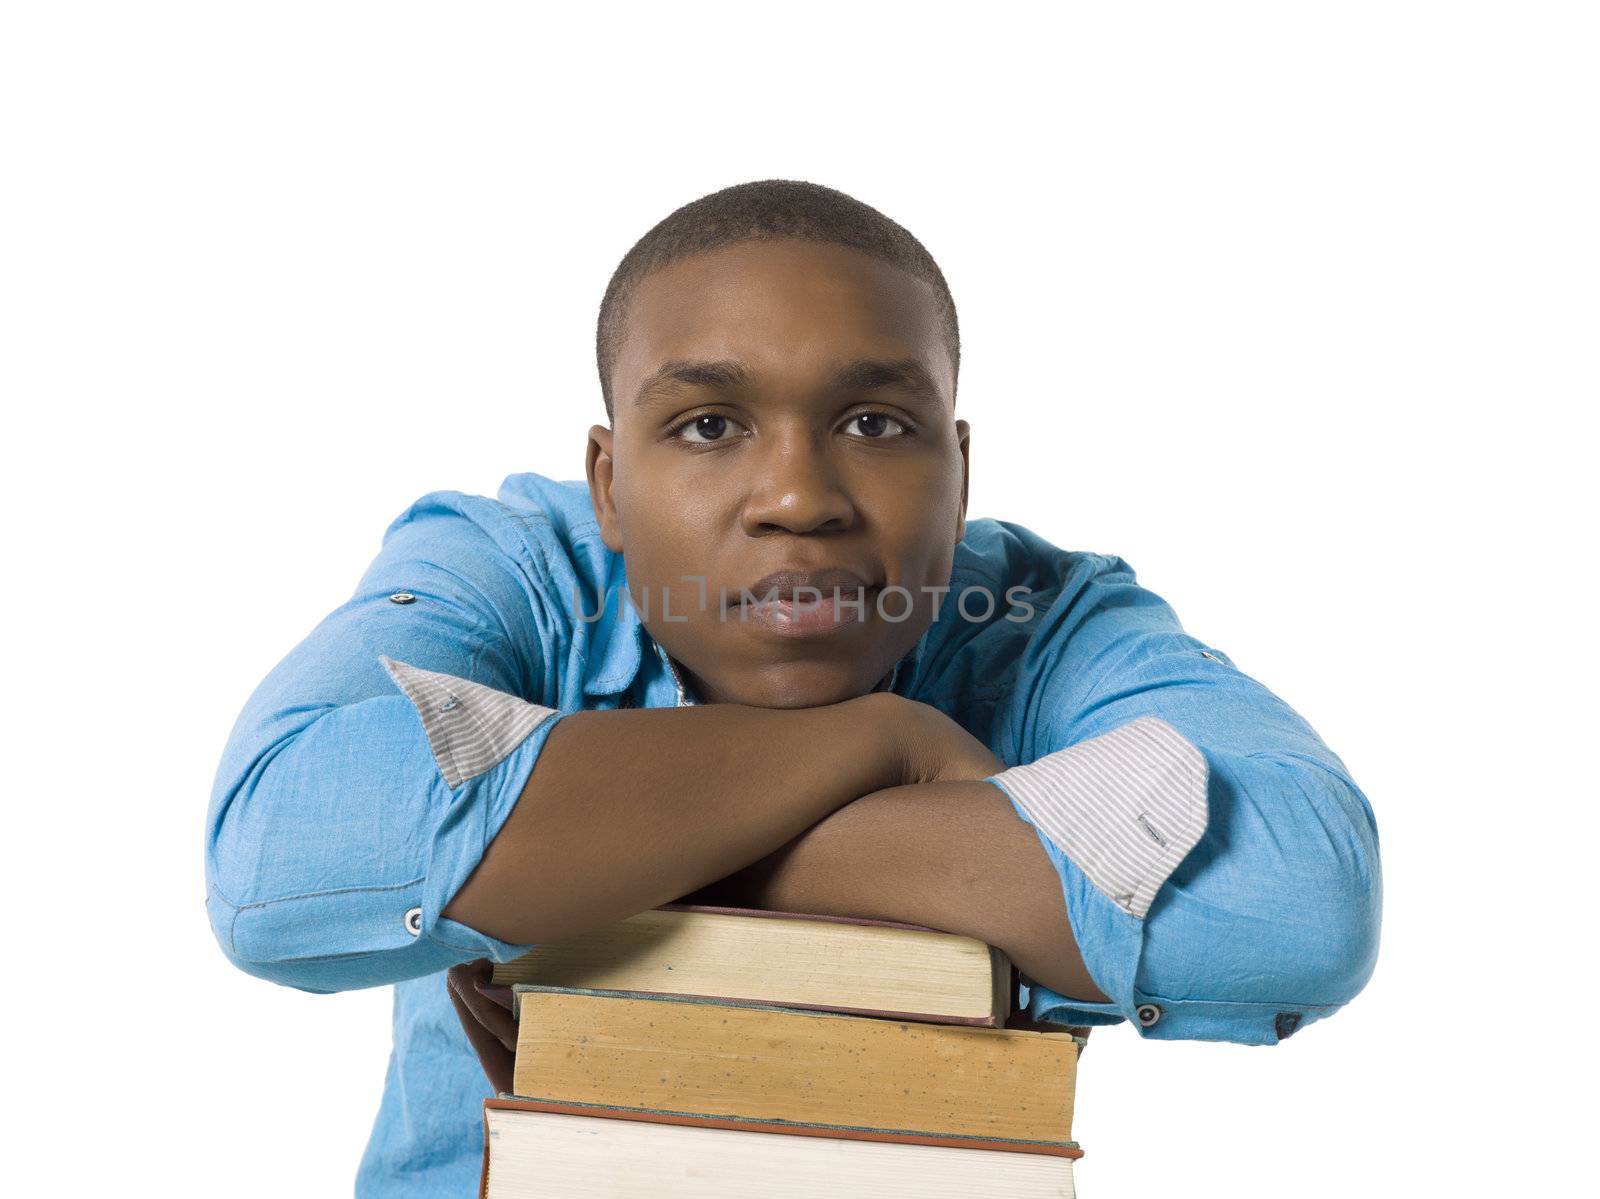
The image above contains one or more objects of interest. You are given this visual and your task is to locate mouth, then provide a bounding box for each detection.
[730,568,881,639]
[736,567,876,602]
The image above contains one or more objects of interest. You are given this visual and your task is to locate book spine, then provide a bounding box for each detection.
[478,1103,491,1199]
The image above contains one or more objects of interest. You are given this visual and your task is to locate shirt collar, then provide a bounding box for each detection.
[579,551,644,698]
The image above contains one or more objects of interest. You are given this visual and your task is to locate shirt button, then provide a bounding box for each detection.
[389,592,417,605]
[1136,1002,1163,1028]
[403,907,423,936]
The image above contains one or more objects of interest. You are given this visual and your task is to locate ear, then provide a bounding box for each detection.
[954,419,970,545]
[586,424,624,553]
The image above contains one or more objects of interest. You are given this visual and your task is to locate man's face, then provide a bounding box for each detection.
[586,238,969,708]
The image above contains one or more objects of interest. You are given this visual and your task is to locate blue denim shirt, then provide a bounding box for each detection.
[205,471,1381,1196]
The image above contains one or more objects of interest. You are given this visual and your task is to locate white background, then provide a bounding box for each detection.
[4,3,1594,1195]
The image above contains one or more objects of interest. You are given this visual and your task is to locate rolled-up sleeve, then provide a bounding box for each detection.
[204,492,572,994]
[985,553,1382,1044]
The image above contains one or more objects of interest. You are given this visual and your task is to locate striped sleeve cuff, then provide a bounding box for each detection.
[988,716,1209,919]
[380,656,560,788]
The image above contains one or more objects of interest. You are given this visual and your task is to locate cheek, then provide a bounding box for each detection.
[863,460,963,541]
[618,520,716,608]
[875,517,958,592]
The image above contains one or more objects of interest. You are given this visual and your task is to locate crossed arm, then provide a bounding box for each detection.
[442,692,1110,1005]
[679,778,1110,1005]
[447,769,1107,1091]
[442,701,1107,1090]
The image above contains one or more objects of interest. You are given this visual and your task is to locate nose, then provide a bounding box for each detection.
[740,430,856,536]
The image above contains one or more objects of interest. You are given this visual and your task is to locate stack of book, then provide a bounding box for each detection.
[479,902,1085,1197]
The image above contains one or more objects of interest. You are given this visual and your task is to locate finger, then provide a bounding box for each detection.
[446,958,493,1004]
[472,976,516,1011]
[451,958,515,1012]
[450,973,520,1052]
[477,997,519,1052]
[447,975,516,1095]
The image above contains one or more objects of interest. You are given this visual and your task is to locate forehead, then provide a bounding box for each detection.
[611,239,952,407]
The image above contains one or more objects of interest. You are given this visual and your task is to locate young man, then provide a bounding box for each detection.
[206,180,1381,1196]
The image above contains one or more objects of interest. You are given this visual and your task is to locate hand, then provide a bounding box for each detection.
[883,694,1007,785]
[446,959,517,1095]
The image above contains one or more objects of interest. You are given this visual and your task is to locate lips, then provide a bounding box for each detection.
[729,567,880,639]
[735,567,876,606]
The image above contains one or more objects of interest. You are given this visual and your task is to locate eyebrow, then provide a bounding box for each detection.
[633,357,944,411]
[634,359,752,410]
[828,359,943,406]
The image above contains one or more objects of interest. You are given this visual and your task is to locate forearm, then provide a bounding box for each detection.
[691,779,1112,1004]
[443,692,905,945]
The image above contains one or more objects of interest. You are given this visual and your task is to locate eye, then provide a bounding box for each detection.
[842,411,911,439]
[672,413,749,444]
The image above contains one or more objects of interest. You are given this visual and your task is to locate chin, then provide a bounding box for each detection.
[722,662,878,710]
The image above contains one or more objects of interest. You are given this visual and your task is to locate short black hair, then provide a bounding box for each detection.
[596,179,960,422]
